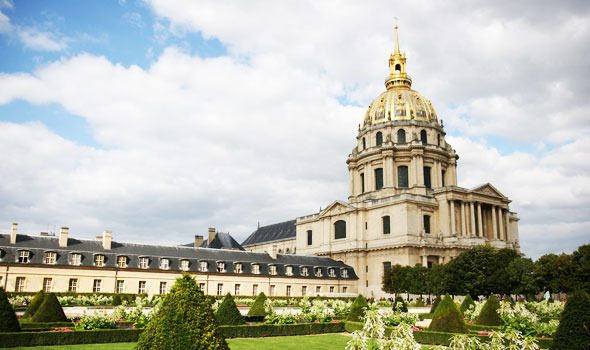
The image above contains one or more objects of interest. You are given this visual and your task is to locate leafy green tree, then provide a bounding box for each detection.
[552,290,590,350]
[408,264,428,296]
[426,263,447,296]
[247,292,268,318]
[428,295,467,333]
[382,264,412,296]
[23,290,45,318]
[347,294,369,322]
[0,287,20,332]
[506,257,536,296]
[535,253,574,294]
[476,295,501,326]
[136,275,228,350]
[486,248,520,294]
[571,244,590,293]
[215,293,245,325]
[445,246,497,296]
[32,293,68,322]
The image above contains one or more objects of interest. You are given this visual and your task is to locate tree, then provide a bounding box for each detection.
[428,295,467,333]
[136,275,228,350]
[215,293,245,325]
[535,253,574,294]
[552,290,590,350]
[0,287,20,332]
[382,264,412,295]
[486,248,520,294]
[506,257,536,296]
[571,244,590,293]
[430,295,441,314]
[347,294,369,322]
[476,295,501,326]
[426,263,447,296]
[23,290,45,318]
[445,246,497,296]
[32,293,68,322]
[247,292,268,319]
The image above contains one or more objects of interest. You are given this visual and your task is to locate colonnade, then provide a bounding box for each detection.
[448,200,509,240]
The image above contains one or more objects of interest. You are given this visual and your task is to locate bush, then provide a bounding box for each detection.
[414,297,426,307]
[0,287,20,332]
[429,294,467,333]
[346,294,368,322]
[476,295,501,326]
[136,275,228,350]
[23,290,45,318]
[460,295,476,313]
[0,329,141,348]
[392,296,408,312]
[430,295,441,313]
[76,313,116,330]
[216,293,245,325]
[247,292,269,318]
[221,322,344,338]
[32,293,68,323]
[552,290,590,350]
[112,295,122,306]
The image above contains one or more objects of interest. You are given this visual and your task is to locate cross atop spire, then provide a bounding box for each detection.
[386,18,412,89]
[394,17,401,54]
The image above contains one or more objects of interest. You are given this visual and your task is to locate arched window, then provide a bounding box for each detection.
[374,168,383,190]
[397,129,406,144]
[334,220,346,239]
[398,166,409,188]
[376,132,383,146]
[362,138,366,150]
[395,64,401,73]
[382,216,391,235]
[420,130,427,144]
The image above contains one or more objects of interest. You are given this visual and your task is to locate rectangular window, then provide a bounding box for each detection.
[252,284,258,296]
[199,283,206,292]
[375,168,384,190]
[334,220,346,240]
[139,257,149,269]
[44,252,57,264]
[343,286,348,293]
[93,279,102,293]
[180,260,190,271]
[15,277,25,292]
[286,285,291,297]
[252,264,260,274]
[383,261,392,274]
[301,266,309,276]
[382,216,391,235]
[341,269,349,278]
[234,263,243,273]
[424,166,432,189]
[315,267,323,277]
[302,286,307,296]
[441,170,446,187]
[159,282,167,295]
[423,215,431,234]
[269,265,277,275]
[329,286,334,293]
[200,261,208,272]
[69,253,81,265]
[68,278,78,292]
[217,262,226,273]
[217,283,223,296]
[160,258,170,270]
[316,286,321,294]
[328,268,336,278]
[270,285,275,296]
[398,166,409,188]
[234,284,241,295]
[43,277,52,292]
[307,230,313,246]
[18,251,30,263]
[285,266,293,276]
[360,173,365,193]
[138,281,147,294]
[116,280,125,293]
[117,256,127,268]
[94,255,105,267]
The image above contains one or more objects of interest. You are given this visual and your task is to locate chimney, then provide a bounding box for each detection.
[10,223,17,244]
[207,227,216,247]
[102,230,112,250]
[59,227,69,247]
[269,244,278,259]
[194,235,203,248]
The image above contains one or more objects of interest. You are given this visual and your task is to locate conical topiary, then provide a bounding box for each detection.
[247,292,268,318]
[347,294,369,322]
[392,296,408,312]
[460,295,476,313]
[0,287,20,332]
[216,293,245,325]
[428,294,467,333]
[112,294,122,306]
[552,290,590,350]
[23,290,45,318]
[476,295,501,326]
[32,293,68,322]
[430,295,441,313]
[136,275,229,350]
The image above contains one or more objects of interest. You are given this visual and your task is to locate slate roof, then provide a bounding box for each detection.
[0,234,357,280]
[180,232,245,251]
[241,220,296,247]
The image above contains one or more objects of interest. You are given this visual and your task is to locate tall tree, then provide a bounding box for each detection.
[506,257,536,296]
[571,244,590,293]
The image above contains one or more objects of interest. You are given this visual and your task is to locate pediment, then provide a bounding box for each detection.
[472,183,507,199]
[319,200,357,218]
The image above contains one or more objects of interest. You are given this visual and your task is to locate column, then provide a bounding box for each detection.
[498,209,505,240]
[438,256,444,264]
[422,255,428,267]
[366,163,373,192]
[477,203,483,238]
[450,200,456,235]
[470,202,475,237]
[384,156,392,187]
[417,155,424,186]
[492,206,498,240]
[460,202,467,237]
[349,168,354,196]
[504,211,510,242]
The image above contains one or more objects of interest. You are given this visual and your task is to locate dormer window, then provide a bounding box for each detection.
[200,261,208,272]
[18,250,30,263]
[315,267,323,277]
[160,258,170,270]
[117,256,128,268]
[44,251,57,264]
[341,269,349,278]
[180,260,190,271]
[301,266,309,277]
[269,265,277,275]
[328,268,336,278]
[234,263,243,273]
[252,263,260,274]
[139,257,149,269]
[285,265,293,276]
[69,253,81,266]
[217,262,226,273]
[94,254,105,267]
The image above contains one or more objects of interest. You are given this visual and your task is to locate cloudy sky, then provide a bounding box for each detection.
[0,0,588,259]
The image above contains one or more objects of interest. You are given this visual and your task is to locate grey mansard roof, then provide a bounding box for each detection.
[0,234,357,280]
[241,220,296,247]
[180,232,245,251]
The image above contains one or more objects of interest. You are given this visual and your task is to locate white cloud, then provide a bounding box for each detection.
[17,27,68,51]
[0,10,11,33]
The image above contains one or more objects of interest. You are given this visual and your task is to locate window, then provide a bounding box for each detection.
[441,170,446,187]
[329,286,334,293]
[159,282,167,295]
[302,286,307,296]
[286,285,292,297]
[420,129,427,144]
[94,255,105,267]
[270,285,276,296]
[315,267,323,277]
[160,258,170,270]
[375,168,383,190]
[376,131,383,146]
[286,248,290,253]
[328,268,336,278]
[234,263,243,273]
[180,260,190,271]
[43,277,52,292]
[307,230,313,246]
[383,261,392,274]
[44,252,57,264]
[360,173,365,193]
[341,269,349,278]
[217,262,226,273]
[278,249,283,254]
[301,266,309,276]
[253,284,258,296]
[285,265,293,276]
[138,281,146,294]
[18,250,30,263]
[15,277,25,292]
[116,280,125,293]
[69,253,81,266]
[362,137,366,150]
[269,265,277,275]
[343,286,348,293]
[234,284,241,295]
[117,256,127,268]
[424,166,432,189]
[334,220,346,239]
[437,134,441,146]
[139,257,149,269]
[199,283,206,291]
[397,166,409,188]
[68,278,78,292]
[316,286,321,294]
[397,129,406,144]
[217,283,223,296]
[252,264,260,274]
[200,261,209,272]
[423,215,431,234]
[93,279,102,293]
[382,216,391,234]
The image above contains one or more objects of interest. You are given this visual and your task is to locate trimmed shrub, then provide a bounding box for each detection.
[23,290,45,318]
[111,294,122,306]
[460,295,476,313]
[0,287,20,332]
[32,293,68,323]
[136,274,228,350]
[414,297,426,307]
[476,295,501,326]
[216,293,245,325]
[0,329,141,348]
[552,290,590,350]
[392,295,408,312]
[222,322,345,338]
[346,294,368,322]
[247,292,268,318]
[429,295,467,333]
[430,295,441,313]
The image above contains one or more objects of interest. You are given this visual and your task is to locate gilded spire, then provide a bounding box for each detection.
[394,17,400,55]
[386,18,412,90]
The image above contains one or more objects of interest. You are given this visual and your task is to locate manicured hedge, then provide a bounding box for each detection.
[0,329,142,348]
[221,322,345,338]
[19,322,74,331]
